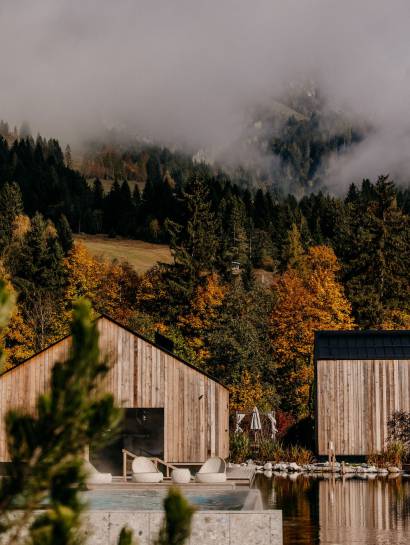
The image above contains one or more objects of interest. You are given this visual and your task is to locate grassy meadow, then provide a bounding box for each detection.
[74,234,172,273]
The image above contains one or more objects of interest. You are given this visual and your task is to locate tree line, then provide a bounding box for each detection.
[0,130,409,422]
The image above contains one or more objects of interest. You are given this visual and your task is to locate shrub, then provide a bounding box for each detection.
[252,437,314,464]
[287,445,315,465]
[229,432,251,463]
[388,411,410,450]
[275,411,296,438]
[367,441,408,468]
[258,438,285,461]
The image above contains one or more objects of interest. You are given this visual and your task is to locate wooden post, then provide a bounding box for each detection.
[328,441,335,471]
[123,450,127,482]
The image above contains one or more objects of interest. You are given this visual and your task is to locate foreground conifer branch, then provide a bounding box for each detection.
[0,291,194,545]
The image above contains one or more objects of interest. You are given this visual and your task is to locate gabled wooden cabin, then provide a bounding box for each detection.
[0,315,229,474]
[315,330,410,456]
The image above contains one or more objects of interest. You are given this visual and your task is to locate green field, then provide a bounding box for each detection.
[74,234,172,273]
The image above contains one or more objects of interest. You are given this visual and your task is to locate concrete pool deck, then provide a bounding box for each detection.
[84,508,283,545]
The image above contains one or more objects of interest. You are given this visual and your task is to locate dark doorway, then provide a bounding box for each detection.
[90,408,164,475]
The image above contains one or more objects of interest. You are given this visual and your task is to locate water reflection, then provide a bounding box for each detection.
[253,473,410,545]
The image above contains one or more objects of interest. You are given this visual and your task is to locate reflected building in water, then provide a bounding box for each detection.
[319,477,410,545]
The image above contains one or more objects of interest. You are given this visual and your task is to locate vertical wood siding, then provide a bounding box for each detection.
[316,359,410,455]
[0,317,229,463]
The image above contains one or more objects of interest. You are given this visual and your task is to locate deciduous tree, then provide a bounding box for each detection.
[270,245,354,416]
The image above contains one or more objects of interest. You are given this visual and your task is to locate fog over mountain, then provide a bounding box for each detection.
[1,0,410,188]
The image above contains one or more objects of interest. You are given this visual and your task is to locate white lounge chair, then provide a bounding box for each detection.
[196,456,226,483]
[84,460,113,485]
[131,456,164,483]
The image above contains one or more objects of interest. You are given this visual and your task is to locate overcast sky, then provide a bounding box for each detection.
[1,0,410,186]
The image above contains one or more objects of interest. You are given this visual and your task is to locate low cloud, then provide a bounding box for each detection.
[1,1,410,187]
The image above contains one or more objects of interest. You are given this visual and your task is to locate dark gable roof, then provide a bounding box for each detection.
[0,313,227,389]
[315,330,410,361]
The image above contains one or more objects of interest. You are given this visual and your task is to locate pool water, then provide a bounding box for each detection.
[84,489,250,511]
[254,473,410,545]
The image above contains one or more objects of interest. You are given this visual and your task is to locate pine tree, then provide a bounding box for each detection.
[56,214,74,254]
[64,144,73,168]
[118,181,136,236]
[92,178,104,209]
[253,189,270,230]
[206,279,276,409]
[163,173,219,317]
[167,173,218,279]
[340,176,410,327]
[0,182,24,254]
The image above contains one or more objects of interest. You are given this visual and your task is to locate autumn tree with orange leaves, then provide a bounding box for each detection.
[64,242,139,324]
[270,245,354,417]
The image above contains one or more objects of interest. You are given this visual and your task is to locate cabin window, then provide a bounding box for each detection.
[90,408,164,475]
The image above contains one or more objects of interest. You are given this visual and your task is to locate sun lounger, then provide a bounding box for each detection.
[131,456,164,483]
[196,456,226,483]
[85,460,113,484]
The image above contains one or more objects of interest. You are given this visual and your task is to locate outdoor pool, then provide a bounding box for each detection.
[83,488,282,544]
[84,488,259,511]
[254,473,410,545]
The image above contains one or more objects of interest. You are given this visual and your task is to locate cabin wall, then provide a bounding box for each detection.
[316,359,410,455]
[0,317,229,463]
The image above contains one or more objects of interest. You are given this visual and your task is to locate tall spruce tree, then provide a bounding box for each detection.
[164,172,219,315]
[12,214,66,295]
[56,214,74,254]
[0,182,24,255]
[339,175,410,327]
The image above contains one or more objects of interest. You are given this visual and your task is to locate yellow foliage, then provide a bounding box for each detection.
[229,370,275,412]
[64,242,100,303]
[135,266,168,306]
[381,309,410,329]
[4,309,34,369]
[178,274,225,362]
[64,242,136,323]
[0,263,33,369]
[270,245,354,415]
[11,214,31,239]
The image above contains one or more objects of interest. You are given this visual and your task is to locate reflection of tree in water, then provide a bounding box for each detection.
[255,475,410,545]
[254,474,319,545]
[389,477,410,528]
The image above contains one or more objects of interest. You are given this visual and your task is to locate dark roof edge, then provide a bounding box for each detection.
[314,329,410,362]
[0,313,228,390]
[315,329,410,336]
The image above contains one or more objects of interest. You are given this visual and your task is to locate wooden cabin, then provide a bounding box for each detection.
[0,315,229,474]
[315,330,410,456]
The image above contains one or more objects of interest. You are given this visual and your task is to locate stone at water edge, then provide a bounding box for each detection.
[264,462,273,470]
[388,466,401,473]
[273,462,288,471]
[288,462,302,472]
